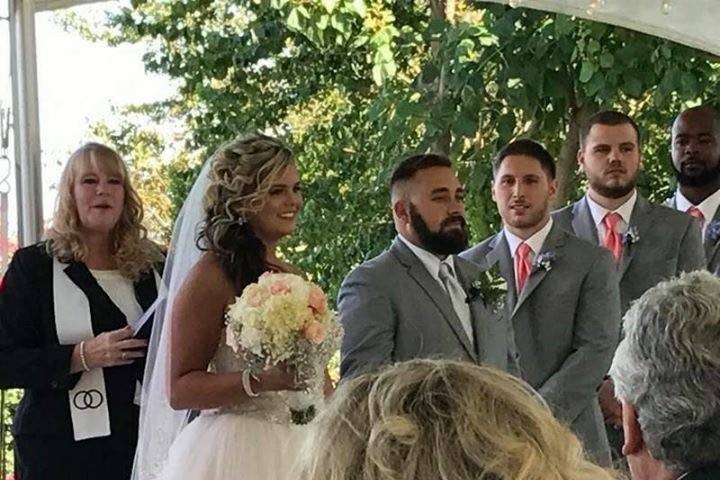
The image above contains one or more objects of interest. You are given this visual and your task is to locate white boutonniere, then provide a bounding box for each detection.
[707,221,720,243]
[467,265,508,313]
[624,225,640,246]
[533,252,556,272]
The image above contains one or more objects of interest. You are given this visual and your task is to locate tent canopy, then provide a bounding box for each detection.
[483,0,720,58]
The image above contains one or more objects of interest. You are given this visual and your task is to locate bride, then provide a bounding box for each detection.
[132,133,329,479]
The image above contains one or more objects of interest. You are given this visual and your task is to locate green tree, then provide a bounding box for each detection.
[1,389,21,477]
[89,102,203,243]
[93,0,720,298]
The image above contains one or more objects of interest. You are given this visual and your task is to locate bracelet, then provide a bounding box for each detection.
[242,369,259,398]
[79,341,91,372]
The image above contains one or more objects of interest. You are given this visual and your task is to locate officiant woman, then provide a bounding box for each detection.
[0,143,163,480]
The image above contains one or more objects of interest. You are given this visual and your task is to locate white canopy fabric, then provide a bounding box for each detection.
[483,0,720,57]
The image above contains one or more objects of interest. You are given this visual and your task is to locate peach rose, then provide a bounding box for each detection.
[245,284,269,307]
[303,320,327,344]
[270,280,291,295]
[308,285,327,315]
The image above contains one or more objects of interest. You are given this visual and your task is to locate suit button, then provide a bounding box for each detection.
[50,380,59,388]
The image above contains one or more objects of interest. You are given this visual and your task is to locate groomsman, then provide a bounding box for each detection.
[462,139,620,466]
[554,111,705,315]
[552,110,705,457]
[338,154,520,379]
[666,106,720,275]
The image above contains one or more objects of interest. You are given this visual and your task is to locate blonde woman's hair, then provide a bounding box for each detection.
[198,132,294,286]
[46,142,162,280]
[299,360,618,480]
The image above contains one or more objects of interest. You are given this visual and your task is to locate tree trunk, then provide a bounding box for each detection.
[553,98,592,208]
[429,0,451,156]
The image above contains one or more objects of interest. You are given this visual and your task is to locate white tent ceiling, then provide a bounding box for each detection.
[482,0,720,57]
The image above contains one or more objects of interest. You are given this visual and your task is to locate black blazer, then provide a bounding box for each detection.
[0,243,159,437]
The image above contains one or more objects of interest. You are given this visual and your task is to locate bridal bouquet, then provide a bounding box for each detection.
[224,272,341,424]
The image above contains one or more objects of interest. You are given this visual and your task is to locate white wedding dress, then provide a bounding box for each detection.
[157,332,317,479]
[133,161,333,480]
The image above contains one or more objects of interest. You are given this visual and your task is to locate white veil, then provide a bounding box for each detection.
[131,160,213,480]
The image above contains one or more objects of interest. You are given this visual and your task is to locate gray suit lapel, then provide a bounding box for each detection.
[620,195,651,278]
[511,224,564,318]
[454,259,491,361]
[391,238,477,361]
[486,233,517,310]
[572,197,599,244]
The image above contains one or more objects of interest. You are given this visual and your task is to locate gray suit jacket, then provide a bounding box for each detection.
[338,237,520,379]
[553,194,705,313]
[461,224,620,466]
[666,192,720,275]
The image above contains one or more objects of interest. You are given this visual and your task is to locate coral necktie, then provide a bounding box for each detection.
[514,242,532,293]
[602,212,623,264]
[687,206,705,229]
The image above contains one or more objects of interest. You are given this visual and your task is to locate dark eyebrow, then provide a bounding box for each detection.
[620,142,636,148]
[431,187,451,195]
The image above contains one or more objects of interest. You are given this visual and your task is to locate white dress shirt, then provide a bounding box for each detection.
[89,269,143,324]
[674,188,720,238]
[586,190,638,242]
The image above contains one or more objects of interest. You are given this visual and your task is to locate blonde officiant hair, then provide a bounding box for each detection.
[298,360,618,480]
[46,142,161,280]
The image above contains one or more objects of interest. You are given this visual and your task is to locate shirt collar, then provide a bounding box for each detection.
[586,189,637,227]
[503,218,554,258]
[397,234,454,280]
[675,187,720,221]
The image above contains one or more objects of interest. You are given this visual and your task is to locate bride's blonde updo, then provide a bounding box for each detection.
[198,133,294,286]
[298,359,618,480]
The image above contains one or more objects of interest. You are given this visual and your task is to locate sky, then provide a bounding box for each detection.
[1,0,176,244]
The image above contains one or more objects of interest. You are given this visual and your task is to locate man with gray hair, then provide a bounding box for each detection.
[609,270,720,480]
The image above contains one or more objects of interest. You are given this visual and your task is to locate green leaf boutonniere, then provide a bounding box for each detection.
[467,265,508,313]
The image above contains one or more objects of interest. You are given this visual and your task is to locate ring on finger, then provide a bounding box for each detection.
[121,352,126,361]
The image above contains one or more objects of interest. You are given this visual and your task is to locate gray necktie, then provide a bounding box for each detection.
[438,262,475,346]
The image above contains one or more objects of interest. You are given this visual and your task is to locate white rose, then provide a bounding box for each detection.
[240,325,263,355]
[226,297,244,321]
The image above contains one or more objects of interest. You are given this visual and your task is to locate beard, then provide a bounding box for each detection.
[673,162,720,188]
[409,203,469,256]
[587,173,637,199]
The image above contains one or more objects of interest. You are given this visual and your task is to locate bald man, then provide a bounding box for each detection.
[667,106,720,275]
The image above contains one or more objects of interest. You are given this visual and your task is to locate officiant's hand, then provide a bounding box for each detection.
[73,326,148,371]
[255,363,304,393]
